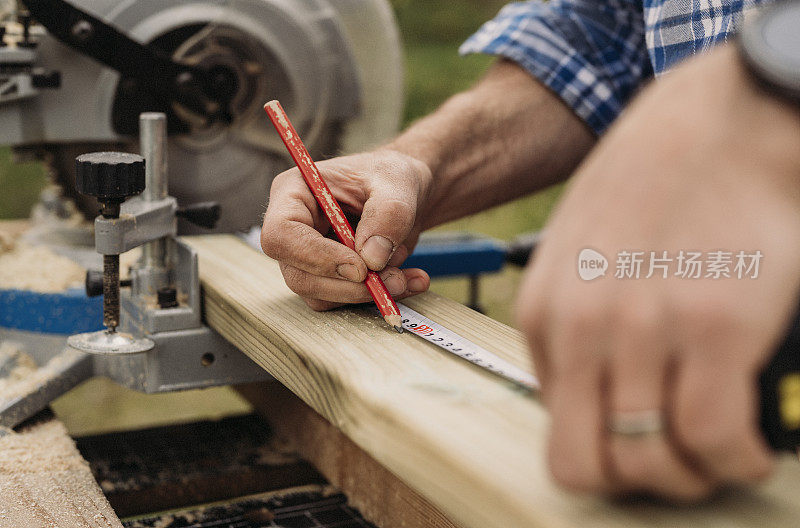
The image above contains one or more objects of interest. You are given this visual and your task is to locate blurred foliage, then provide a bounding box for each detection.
[0,147,47,219]
[392,0,508,124]
[391,0,507,45]
[402,45,494,125]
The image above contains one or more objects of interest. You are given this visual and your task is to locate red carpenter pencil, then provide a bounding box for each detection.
[264,100,403,333]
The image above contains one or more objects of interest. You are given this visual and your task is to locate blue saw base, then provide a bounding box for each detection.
[0,287,103,335]
[403,233,506,278]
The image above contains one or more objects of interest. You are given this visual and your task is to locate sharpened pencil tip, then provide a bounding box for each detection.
[384,314,402,332]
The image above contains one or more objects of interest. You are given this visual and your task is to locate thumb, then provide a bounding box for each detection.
[354,182,418,271]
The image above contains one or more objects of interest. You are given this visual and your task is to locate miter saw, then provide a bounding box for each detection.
[0,0,404,428]
[0,0,403,233]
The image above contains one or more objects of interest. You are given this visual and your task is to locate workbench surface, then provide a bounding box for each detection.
[186,235,800,528]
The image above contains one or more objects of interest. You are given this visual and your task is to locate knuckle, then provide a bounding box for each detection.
[674,412,728,461]
[546,302,608,378]
[363,198,416,231]
[384,198,416,218]
[676,298,736,336]
[280,266,308,296]
[271,167,299,188]
[260,225,279,258]
[746,456,774,482]
[611,298,660,337]
[673,388,770,481]
[557,301,606,338]
[677,419,775,482]
[733,455,775,483]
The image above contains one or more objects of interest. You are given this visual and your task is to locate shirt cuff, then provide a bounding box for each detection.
[460,1,629,135]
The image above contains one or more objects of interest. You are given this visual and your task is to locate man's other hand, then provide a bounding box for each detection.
[517,45,800,499]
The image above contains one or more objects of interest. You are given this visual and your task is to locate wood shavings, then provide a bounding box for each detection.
[29,185,90,229]
[0,345,83,402]
[0,230,15,253]
[0,415,123,527]
[0,342,37,393]
[0,241,85,292]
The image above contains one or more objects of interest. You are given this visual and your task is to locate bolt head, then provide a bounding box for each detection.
[71,20,94,42]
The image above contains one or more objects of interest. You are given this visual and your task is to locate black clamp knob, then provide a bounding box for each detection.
[75,152,145,217]
[31,68,61,89]
[75,152,145,200]
[85,270,130,297]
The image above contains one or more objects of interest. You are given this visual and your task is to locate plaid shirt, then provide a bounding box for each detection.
[461,0,768,134]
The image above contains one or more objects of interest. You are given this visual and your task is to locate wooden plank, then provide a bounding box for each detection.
[238,381,459,528]
[188,235,800,528]
[0,413,123,528]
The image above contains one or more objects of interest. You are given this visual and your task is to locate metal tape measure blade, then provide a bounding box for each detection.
[397,303,539,390]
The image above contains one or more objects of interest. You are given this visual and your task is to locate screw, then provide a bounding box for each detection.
[71,20,94,42]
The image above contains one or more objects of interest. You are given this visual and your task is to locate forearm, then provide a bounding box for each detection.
[385,59,595,229]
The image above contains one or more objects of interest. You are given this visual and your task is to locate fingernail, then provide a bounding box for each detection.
[336,263,361,282]
[361,236,394,270]
[383,274,405,296]
[408,277,426,292]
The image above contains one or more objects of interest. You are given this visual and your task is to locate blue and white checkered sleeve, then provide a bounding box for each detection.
[460,0,652,134]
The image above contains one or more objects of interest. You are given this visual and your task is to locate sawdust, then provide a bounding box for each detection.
[0,415,122,527]
[0,229,15,253]
[29,184,89,229]
[0,341,36,374]
[0,344,83,402]
[0,241,85,292]
[0,417,89,474]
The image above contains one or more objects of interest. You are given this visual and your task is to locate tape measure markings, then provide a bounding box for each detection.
[397,303,539,391]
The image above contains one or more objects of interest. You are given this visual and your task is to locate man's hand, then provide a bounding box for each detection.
[261,150,433,311]
[262,60,593,311]
[517,45,800,499]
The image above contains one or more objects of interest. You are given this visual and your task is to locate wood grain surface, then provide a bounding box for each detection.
[187,234,800,528]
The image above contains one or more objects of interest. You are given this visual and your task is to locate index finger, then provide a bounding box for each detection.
[261,169,368,282]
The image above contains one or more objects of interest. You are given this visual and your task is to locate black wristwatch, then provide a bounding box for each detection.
[738,0,800,103]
